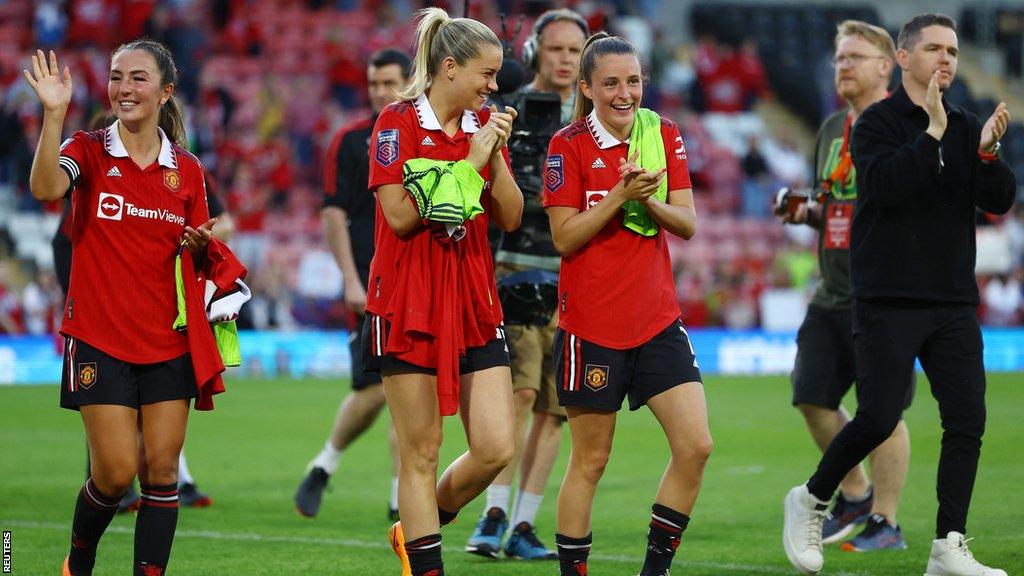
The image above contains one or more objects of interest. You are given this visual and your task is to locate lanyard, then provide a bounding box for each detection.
[821,111,854,198]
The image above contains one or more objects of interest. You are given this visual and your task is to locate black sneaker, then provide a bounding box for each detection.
[841,514,907,552]
[294,467,329,518]
[388,505,400,522]
[179,482,213,508]
[822,490,872,544]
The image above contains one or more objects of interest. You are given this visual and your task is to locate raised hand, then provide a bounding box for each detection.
[980,102,1010,153]
[23,50,73,115]
[925,70,947,141]
[487,104,517,152]
[618,167,666,202]
[183,217,217,254]
[467,123,500,171]
[617,149,642,185]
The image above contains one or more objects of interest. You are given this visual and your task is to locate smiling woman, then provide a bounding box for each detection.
[107,40,187,152]
[541,32,708,576]
[363,8,524,576]
[22,40,221,576]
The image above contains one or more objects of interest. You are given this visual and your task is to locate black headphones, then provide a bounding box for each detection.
[521,10,590,72]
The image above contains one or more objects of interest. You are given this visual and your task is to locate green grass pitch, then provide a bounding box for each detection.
[2,374,1022,575]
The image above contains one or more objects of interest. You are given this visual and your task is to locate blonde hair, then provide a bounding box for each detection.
[836,20,896,64]
[399,7,502,101]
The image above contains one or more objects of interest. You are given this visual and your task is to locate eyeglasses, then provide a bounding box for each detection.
[832,54,886,67]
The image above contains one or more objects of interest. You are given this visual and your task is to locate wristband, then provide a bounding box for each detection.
[978,141,1001,163]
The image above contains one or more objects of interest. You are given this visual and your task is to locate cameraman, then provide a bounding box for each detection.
[777,21,912,553]
[465,9,588,561]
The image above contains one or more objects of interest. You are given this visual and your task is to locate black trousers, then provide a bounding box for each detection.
[807,300,987,538]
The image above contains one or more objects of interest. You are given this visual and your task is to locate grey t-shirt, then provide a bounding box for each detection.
[809,109,856,310]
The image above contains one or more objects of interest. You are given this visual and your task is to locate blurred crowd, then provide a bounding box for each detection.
[1,0,1022,333]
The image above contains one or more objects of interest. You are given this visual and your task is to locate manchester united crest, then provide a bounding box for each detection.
[163,169,181,192]
[78,362,97,389]
[584,364,609,391]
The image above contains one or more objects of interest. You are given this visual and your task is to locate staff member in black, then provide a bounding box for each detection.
[293,48,410,520]
[783,13,1014,576]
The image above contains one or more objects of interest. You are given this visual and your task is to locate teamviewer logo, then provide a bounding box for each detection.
[97,193,124,221]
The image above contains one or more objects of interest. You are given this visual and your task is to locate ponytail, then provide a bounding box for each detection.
[572,33,640,122]
[399,7,501,101]
[159,95,187,147]
[112,39,187,146]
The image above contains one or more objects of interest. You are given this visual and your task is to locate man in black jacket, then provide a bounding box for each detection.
[783,13,1014,576]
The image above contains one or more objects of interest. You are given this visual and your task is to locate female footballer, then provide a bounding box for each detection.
[364,7,523,576]
[25,40,215,575]
[542,33,712,576]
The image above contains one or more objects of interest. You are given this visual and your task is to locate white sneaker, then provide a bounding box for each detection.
[924,532,1007,576]
[783,484,830,575]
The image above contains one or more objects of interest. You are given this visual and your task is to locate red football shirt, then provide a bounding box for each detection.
[366,94,505,364]
[59,121,210,363]
[543,110,692,349]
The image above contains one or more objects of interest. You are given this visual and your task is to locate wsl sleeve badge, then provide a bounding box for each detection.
[376,129,400,167]
[545,154,564,192]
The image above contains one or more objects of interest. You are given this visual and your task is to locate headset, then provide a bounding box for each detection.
[521,10,590,72]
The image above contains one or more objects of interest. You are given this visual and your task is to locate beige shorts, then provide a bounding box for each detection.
[507,312,565,417]
[497,263,565,417]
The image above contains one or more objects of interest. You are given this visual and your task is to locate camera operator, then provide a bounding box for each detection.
[465,9,588,562]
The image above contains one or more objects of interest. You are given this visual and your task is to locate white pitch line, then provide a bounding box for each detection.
[0,519,877,576]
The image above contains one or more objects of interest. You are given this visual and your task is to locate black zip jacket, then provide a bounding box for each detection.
[850,85,1016,305]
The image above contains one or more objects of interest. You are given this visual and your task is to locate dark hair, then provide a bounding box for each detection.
[370,48,412,79]
[898,13,957,51]
[87,110,115,131]
[111,39,187,147]
[572,33,640,121]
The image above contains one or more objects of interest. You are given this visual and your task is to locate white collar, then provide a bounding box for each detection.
[586,109,628,150]
[413,93,482,134]
[104,120,178,169]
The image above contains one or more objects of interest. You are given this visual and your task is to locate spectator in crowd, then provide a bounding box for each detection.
[982,272,1022,326]
[741,134,774,217]
[0,258,23,334]
[693,32,769,114]
[20,265,61,336]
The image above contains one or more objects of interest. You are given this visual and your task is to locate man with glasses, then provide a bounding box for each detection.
[784,14,1014,576]
[776,19,912,554]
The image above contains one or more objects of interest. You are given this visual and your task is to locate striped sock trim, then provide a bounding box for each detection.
[140,483,179,509]
[82,478,121,511]
[555,532,592,551]
[405,533,444,576]
[651,503,689,534]
[648,503,689,556]
[405,534,442,552]
[650,514,684,534]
